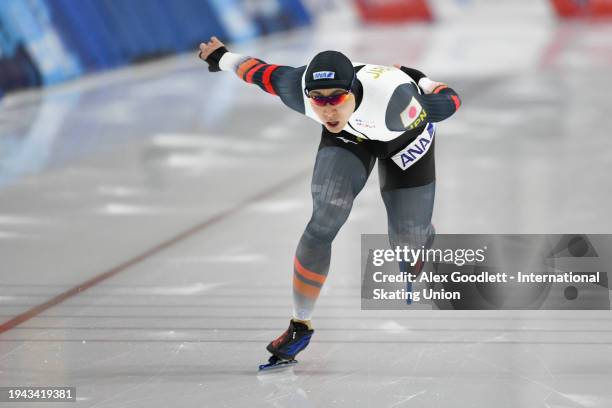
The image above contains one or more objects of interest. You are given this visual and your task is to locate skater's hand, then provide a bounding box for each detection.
[198,36,228,72]
[199,36,225,61]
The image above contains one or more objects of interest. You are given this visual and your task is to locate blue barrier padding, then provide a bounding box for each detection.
[97,1,143,61]
[155,0,192,52]
[176,1,230,49]
[229,0,311,36]
[1,0,312,92]
[279,0,312,26]
[0,0,81,86]
[208,0,260,42]
[0,45,41,92]
[144,0,180,53]
[45,0,125,70]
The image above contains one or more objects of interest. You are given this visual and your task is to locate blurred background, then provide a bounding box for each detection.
[1,0,612,93]
[1,1,612,407]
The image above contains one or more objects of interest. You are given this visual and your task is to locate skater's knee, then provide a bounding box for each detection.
[306,198,353,242]
[389,221,434,249]
[305,215,346,243]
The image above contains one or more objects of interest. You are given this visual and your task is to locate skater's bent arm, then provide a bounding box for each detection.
[393,64,462,125]
[418,83,461,123]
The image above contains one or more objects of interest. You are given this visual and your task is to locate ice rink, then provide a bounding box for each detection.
[1,2,612,407]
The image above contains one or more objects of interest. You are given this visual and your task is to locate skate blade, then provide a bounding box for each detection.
[258,359,298,371]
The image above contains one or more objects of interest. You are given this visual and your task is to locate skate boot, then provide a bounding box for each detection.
[258,320,314,371]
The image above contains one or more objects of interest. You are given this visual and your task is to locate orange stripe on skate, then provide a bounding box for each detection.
[294,256,326,285]
[293,275,320,299]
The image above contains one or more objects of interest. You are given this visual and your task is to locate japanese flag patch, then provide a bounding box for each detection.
[400,97,427,130]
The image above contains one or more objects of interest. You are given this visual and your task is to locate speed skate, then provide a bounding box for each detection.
[257,320,314,371]
[258,355,298,371]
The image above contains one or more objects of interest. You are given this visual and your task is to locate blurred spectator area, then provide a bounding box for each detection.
[2,0,612,96]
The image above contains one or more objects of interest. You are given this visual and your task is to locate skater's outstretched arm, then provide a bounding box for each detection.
[391,64,462,128]
[199,37,306,113]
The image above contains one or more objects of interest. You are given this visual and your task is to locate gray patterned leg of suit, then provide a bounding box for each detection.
[292,146,370,321]
[381,181,436,266]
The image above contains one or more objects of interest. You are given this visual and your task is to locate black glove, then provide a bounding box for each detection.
[202,46,228,72]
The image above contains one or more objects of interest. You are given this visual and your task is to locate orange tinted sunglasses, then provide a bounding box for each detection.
[307,91,351,107]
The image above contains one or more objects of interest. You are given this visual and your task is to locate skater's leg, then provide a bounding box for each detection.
[378,137,436,302]
[381,182,436,303]
[381,181,436,253]
[264,133,374,365]
[292,145,373,321]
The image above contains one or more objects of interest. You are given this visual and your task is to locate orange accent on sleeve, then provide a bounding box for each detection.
[294,257,326,285]
[236,59,259,79]
[245,63,265,83]
[293,275,321,299]
[451,95,461,110]
[432,84,449,94]
[262,65,279,95]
